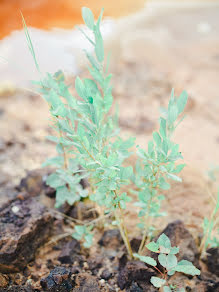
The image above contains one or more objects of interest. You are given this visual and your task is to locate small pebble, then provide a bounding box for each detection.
[83,262,89,269]
[12,206,19,214]
[99,279,105,286]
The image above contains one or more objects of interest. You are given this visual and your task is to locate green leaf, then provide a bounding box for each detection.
[146,241,159,252]
[166,254,177,270]
[173,260,200,276]
[46,173,64,188]
[173,164,185,173]
[159,177,170,190]
[133,253,157,267]
[177,91,188,114]
[168,104,178,124]
[158,254,167,268]
[153,132,162,147]
[159,118,166,139]
[167,173,182,182]
[75,225,86,235]
[157,233,171,249]
[94,27,104,62]
[42,156,64,167]
[84,50,99,70]
[75,77,86,99]
[82,7,95,30]
[164,286,172,292]
[169,246,179,255]
[150,277,166,288]
[176,288,186,292]
[167,270,175,276]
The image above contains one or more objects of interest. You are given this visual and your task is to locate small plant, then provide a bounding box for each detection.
[23,7,188,260]
[200,188,219,255]
[135,90,187,253]
[134,233,200,291]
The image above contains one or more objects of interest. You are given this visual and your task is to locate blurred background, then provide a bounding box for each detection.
[0,0,219,227]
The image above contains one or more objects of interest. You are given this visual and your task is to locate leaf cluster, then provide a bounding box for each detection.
[134,91,187,236]
[134,233,200,291]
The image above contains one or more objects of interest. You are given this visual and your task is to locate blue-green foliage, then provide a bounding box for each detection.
[134,90,188,238]
[202,189,219,251]
[72,225,94,248]
[134,233,200,291]
[33,8,134,212]
[25,7,189,253]
[31,8,135,249]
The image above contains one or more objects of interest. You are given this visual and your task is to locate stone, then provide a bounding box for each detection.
[98,229,123,249]
[100,269,112,280]
[40,267,72,292]
[205,248,219,277]
[117,260,155,290]
[0,197,53,273]
[58,239,81,264]
[73,273,101,292]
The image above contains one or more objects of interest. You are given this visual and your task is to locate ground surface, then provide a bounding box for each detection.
[0,2,219,291]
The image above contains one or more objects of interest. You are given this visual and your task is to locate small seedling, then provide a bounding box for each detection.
[134,233,200,291]
[134,90,188,252]
[200,188,219,255]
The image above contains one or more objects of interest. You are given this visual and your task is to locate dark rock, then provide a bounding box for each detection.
[158,220,199,264]
[117,260,155,290]
[100,269,112,280]
[126,282,143,292]
[130,237,141,253]
[58,239,81,264]
[205,248,219,277]
[0,198,53,273]
[98,229,123,249]
[18,169,49,197]
[88,256,103,275]
[137,281,157,292]
[118,252,128,270]
[194,280,219,292]
[126,281,156,292]
[73,273,100,292]
[40,267,72,292]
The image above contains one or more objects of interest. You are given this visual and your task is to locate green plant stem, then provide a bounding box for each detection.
[115,206,133,259]
[138,168,159,254]
[138,212,150,254]
[200,203,217,255]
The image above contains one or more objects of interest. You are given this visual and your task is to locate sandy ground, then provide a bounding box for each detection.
[0,2,218,235]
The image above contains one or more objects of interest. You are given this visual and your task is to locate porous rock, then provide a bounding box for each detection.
[40,267,73,292]
[58,239,81,264]
[100,269,112,280]
[18,169,54,198]
[117,260,155,290]
[0,197,53,273]
[98,229,123,249]
[205,248,219,277]
[73,273,101,292]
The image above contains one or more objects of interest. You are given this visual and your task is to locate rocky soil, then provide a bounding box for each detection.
[0,2,219,291]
